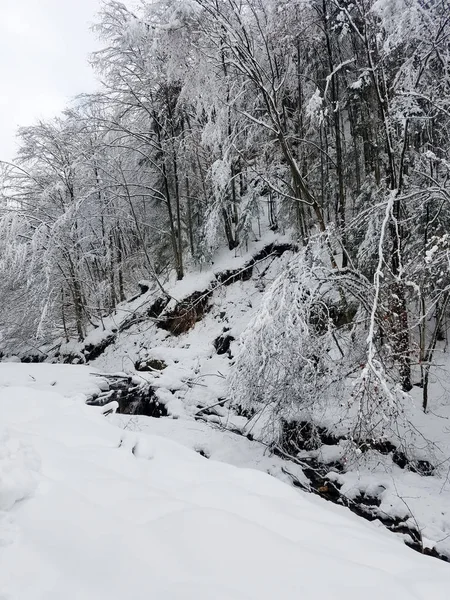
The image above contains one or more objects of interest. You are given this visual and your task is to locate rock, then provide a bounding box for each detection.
[213,333,235,356]
[135,358,167,372]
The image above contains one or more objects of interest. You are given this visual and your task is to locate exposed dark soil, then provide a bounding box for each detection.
[213,332,235,356]
[135,358,168,372]
[83,333,118,362]
[158,290,213,335]
[87,375,167,418]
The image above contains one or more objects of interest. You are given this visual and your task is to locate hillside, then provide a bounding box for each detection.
[1,0,450,594]
[4,230,450,561]
[80,233,449,561]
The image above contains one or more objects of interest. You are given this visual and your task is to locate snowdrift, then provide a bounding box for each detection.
[1,382,450,599]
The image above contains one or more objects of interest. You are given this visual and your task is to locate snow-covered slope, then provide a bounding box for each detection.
[1,377,450,599]
[75,232,450,560]
[4,232,450,566]
[90,232,295,418]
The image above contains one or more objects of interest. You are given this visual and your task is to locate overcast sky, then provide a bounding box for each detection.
[0,0,105,161]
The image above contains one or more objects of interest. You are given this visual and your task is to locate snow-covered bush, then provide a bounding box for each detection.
[230,237,356,442]
[229,232,417,453]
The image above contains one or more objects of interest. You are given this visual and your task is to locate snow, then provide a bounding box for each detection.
[91,230,295,397]
[4,228,450,581]
[0,427,40,511]
[78,227,450,558]
[111,412,308,488]
[1,380,450,599]
[306,88,324,124]
[164,228,284,305]
[327,462,450,556]
[0,363,109,400]
[350,78,364,89]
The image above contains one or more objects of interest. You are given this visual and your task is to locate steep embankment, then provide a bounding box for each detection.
[12,231,450,562]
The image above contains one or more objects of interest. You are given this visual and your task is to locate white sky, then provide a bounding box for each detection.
[0,0,104,161]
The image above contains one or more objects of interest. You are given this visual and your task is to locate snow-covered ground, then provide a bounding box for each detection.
[1,370,450,599]
[91,232,295,414]
[0,363,109,400]
[79,230,450,559]
[3,230,450,587]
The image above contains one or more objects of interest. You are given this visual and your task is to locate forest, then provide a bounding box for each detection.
[3,0,450,590]
[1,0,450,460]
